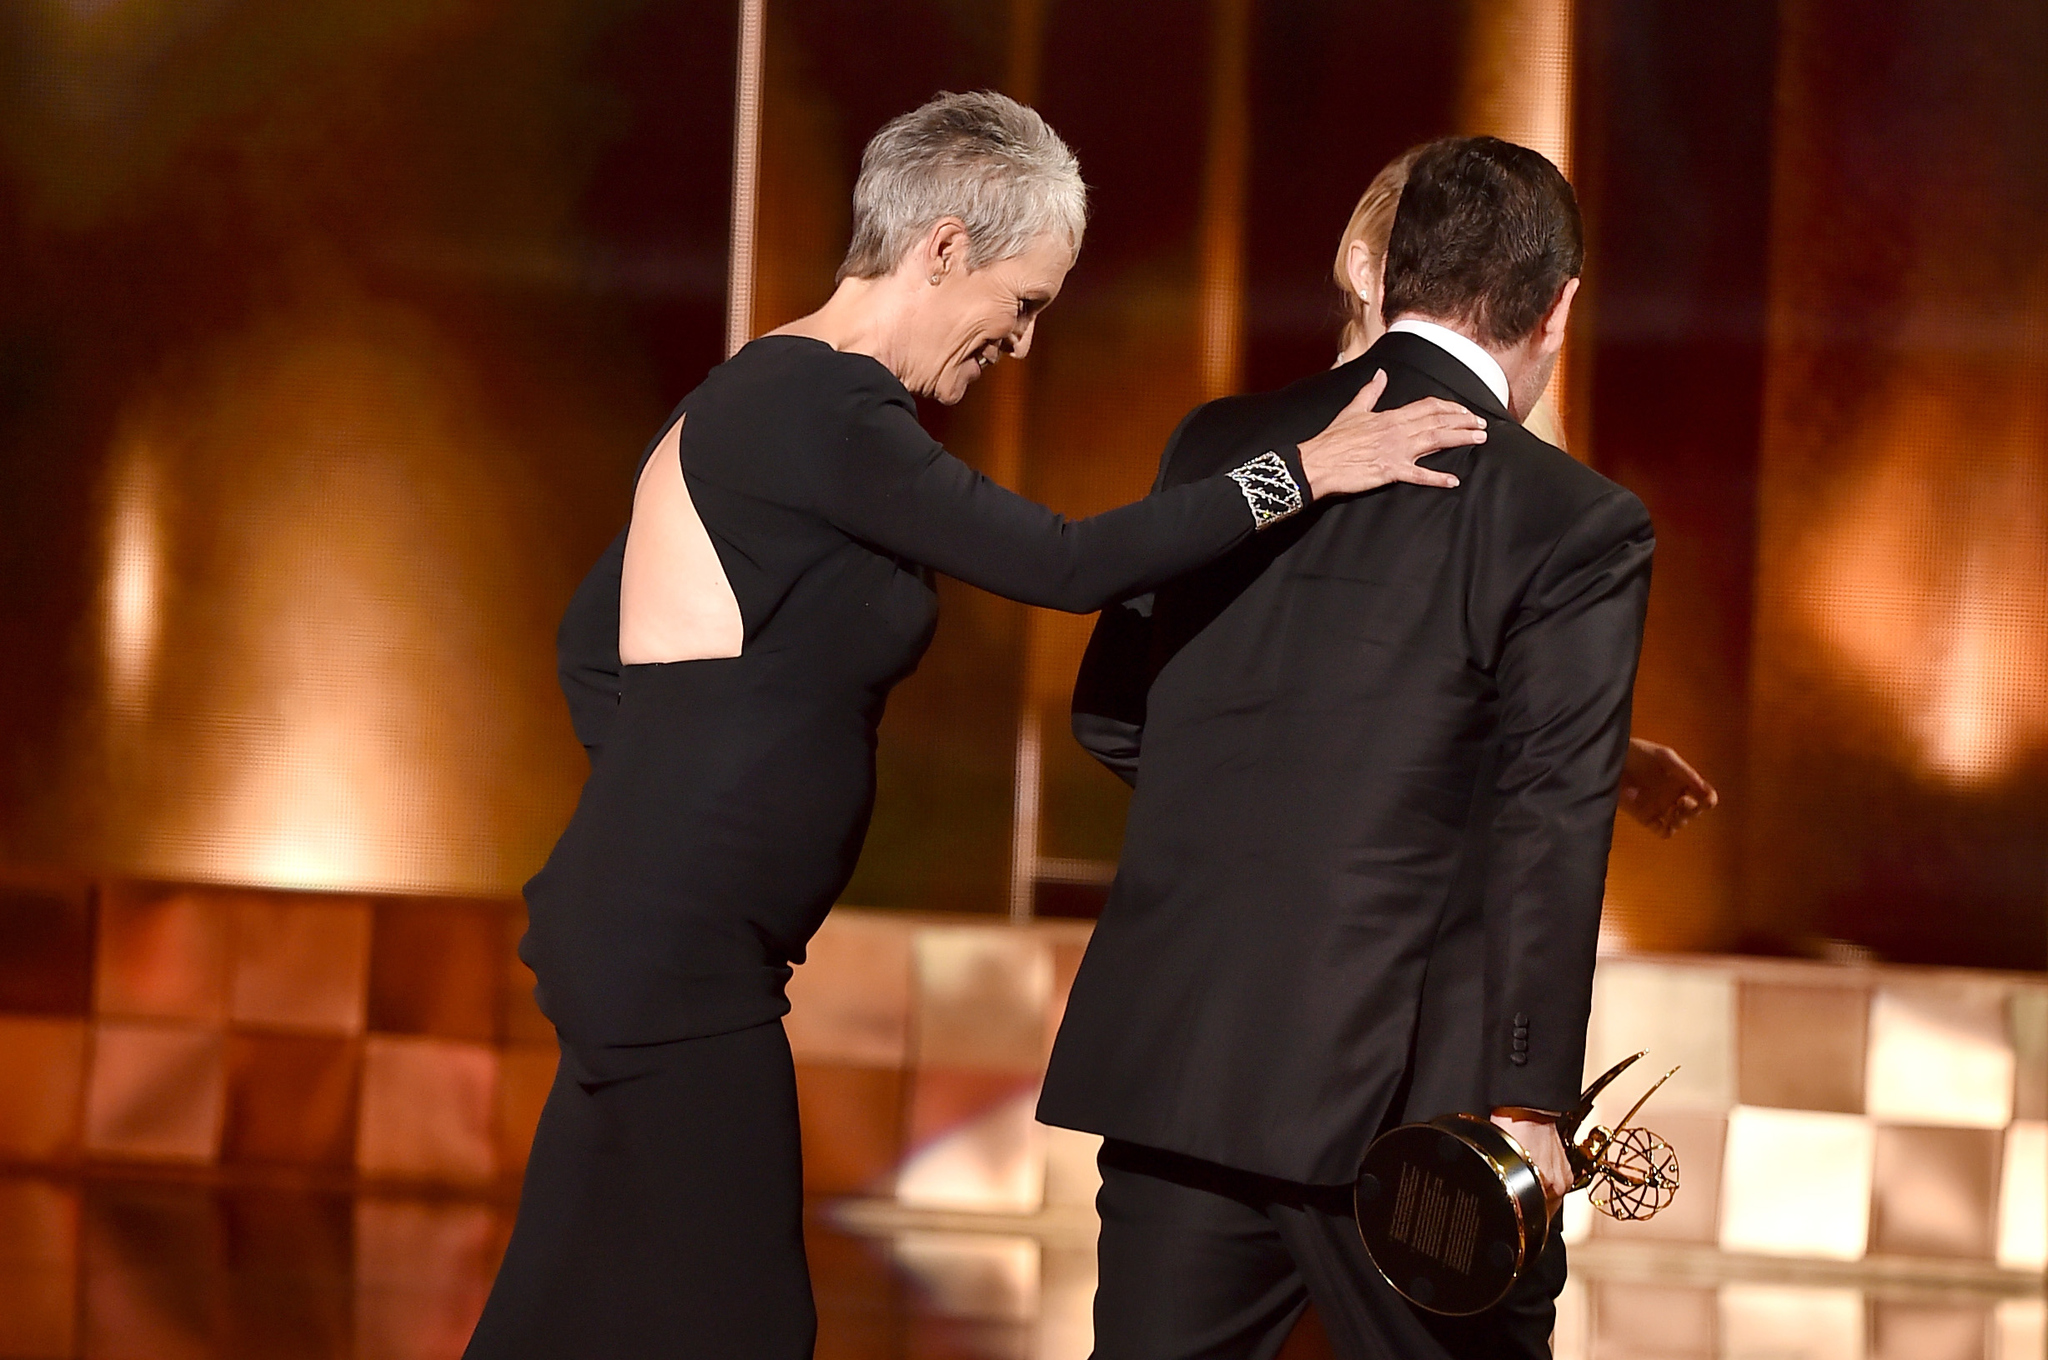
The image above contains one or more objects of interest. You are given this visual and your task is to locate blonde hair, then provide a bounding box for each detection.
[838,91,1088,283]
[1332,145,1426,354]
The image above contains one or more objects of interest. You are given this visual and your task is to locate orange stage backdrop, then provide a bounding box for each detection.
[2,0,2044,969]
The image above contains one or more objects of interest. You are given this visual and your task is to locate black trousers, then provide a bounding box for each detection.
[464,1020,815,1360]
[1092,1139,1565,1360]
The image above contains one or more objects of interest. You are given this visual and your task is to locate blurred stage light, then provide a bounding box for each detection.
[1996,1120,2046,1271]
[100,447,162,718]
[1720,1106,1874,1261]
[894,1086,1044,1214]
[1996,1299,2046,1360]
[1797,384,2048,790]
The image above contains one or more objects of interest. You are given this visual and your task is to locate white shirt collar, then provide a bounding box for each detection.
[1386,318,1512,412]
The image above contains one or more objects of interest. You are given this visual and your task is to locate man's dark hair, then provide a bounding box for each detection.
[1380,136,1583,347]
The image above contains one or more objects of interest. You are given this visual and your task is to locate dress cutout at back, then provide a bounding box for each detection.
[618,414,745,664]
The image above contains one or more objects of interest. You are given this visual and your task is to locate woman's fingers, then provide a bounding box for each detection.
[1387,461,1463,489]
[1296,381,1484,498]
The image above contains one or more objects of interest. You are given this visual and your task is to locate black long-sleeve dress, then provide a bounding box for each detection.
[463,335,1305,1359]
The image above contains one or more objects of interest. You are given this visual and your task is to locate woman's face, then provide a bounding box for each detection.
[910,230,1072,405]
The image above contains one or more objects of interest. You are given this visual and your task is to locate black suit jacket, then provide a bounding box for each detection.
[1037,331,1654,1186]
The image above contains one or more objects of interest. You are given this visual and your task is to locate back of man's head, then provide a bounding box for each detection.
[1381,137,1583,349]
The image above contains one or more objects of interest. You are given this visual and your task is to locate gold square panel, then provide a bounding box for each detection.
[493,1041,558,1179]
[1592,1282,1716,1358]
[0,1262,75,1358]
[96,884,230,1023]
[1870,1124,2001,1260]
[1719,1285,1865,1360]
[795,1061,907,1197]
[80,1181,218,1360]
[0,1016,87,1161]
[355,1035,496,1185]
[1870,1301,1990,1360]
[1719,1106,1874,1261]
[889,1231,1039,1325]
[353,1198,504,1360]
[367,897,504,1042]
[215,1190,351,1359]
[0,1177,79,1360]
[1737,980,1869,1113]
[0,881,94,1016]
[221,1032,362,1168]
[83,1021,226,1163]
[911,926,1052,1074]
[1584,961,1734,1113]
[229,893,372,1034]
[786,909,913,1068]
[1866,985,2014,1130]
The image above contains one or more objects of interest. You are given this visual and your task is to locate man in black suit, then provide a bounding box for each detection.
[1038,137,1653,1360]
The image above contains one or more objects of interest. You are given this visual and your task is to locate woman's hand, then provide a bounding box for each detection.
[1296,370,1487,499]
[1620,739,1718,837]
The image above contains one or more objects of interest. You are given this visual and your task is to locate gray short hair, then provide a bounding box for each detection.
[837,91,1088,283]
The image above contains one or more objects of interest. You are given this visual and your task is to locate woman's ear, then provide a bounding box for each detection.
[920,217,972,281]
[1345,239,1379,304]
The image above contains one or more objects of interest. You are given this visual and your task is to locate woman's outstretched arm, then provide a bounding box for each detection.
[811,370,1481,613]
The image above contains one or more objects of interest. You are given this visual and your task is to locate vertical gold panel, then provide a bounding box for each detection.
[1195,0,1250,404]
[1460,0,1578,444]
[1461,0,1576,177]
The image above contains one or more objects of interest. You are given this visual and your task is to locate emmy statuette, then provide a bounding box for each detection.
[1352,1052,1682,1315]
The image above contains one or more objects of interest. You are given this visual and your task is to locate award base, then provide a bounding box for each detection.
[1352,1115,1549,1316]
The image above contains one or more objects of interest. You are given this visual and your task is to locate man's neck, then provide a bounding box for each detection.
[1386,315,1519,414]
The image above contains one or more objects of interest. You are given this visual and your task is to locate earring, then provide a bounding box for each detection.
[930,273,942,286]
[1359,288,1371,301]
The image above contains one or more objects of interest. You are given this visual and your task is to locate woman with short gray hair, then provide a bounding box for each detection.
[464,90,1485,1359]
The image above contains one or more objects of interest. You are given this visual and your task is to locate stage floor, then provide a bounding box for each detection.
[1,1170,2038,1359]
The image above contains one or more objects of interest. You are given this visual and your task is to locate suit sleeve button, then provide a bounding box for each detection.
[1509,1053,1528,1066]
[1513,1037,1529,1052]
